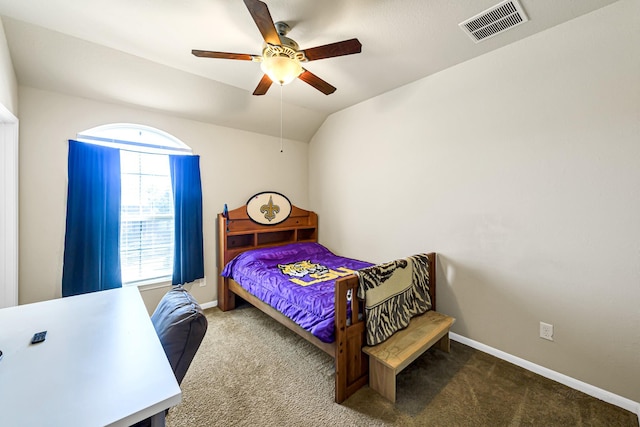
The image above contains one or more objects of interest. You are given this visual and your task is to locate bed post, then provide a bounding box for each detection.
[217,213,236,311]
[334,275,368,403]
[218,278,236,312]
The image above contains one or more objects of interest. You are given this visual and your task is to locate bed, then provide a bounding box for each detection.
[217,203,436,403]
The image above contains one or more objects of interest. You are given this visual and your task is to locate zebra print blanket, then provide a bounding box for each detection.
[356,254,432,346]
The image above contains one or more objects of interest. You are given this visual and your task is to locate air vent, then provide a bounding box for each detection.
[459,0,528,43]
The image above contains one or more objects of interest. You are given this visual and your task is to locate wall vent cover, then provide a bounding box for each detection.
[459,0,528,43]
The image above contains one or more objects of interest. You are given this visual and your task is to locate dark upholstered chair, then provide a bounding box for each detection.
[151,285,208,385]
[131,286,207,427]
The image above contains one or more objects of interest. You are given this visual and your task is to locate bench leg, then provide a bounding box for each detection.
[369,358,397,403]
[435,331,451,353]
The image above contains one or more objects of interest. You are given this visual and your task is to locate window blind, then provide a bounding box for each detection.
[120,150,174,284]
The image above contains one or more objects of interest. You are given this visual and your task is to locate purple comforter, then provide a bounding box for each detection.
[221,242,372,343]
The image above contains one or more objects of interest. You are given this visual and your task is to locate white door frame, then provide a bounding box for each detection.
[0,102,18,308]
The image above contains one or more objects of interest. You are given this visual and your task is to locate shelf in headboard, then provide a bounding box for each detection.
[226,233,255,249]
[226,227,317,249]
[256,229,295,246]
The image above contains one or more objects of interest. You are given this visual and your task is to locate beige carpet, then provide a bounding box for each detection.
[167,305,638,427]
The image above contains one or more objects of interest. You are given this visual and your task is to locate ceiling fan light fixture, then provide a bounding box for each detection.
[192,2,362,96]
[260,55,302,86]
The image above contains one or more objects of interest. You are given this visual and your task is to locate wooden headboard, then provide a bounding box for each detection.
[217,204,318,274]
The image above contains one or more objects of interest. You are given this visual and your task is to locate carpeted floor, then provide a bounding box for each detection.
[166,305,638,427]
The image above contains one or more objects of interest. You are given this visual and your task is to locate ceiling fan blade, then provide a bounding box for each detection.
[192,50,256,61]
[298,69,336,95]
[243,0,281,46]
[301,38,362,61]
[253,74,273,96]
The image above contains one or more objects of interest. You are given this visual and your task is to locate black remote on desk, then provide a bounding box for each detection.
[31,331,47,344]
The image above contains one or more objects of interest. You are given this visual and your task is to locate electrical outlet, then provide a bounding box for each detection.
[540,322,554,341]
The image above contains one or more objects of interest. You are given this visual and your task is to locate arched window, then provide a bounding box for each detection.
[76,124,192,286]
[77,123,192,155]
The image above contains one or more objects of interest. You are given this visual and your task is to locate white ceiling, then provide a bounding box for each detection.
[0,0,619,142]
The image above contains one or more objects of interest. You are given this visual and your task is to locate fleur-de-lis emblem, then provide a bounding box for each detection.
[260,195,280,222]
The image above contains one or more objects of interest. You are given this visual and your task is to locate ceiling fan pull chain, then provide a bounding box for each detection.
[280,84,284,153]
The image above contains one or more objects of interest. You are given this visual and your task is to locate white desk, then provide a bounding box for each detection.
[0,286,181,426]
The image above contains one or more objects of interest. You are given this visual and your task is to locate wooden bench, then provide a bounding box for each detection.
[362,310,456,402]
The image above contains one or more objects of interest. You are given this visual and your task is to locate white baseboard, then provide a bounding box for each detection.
[200,300,217,310]
[450,333,640,420]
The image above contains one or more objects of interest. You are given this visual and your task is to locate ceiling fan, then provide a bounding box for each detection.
[192,0,362,96]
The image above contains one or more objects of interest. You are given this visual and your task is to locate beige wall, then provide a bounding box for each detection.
[0,20,19,309]
[0,19,18,115]
[309,0,639,404]
[18,86,308,311]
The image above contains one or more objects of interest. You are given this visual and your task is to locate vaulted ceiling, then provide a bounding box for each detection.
[0,0,619,142]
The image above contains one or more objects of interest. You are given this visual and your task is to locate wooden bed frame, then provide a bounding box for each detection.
[216,204,436,403]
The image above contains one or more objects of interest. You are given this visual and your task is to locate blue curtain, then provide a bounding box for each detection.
[170,155,204,285]
[62,140,122,297]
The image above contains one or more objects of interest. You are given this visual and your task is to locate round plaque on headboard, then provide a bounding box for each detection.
[246,192,292,226]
